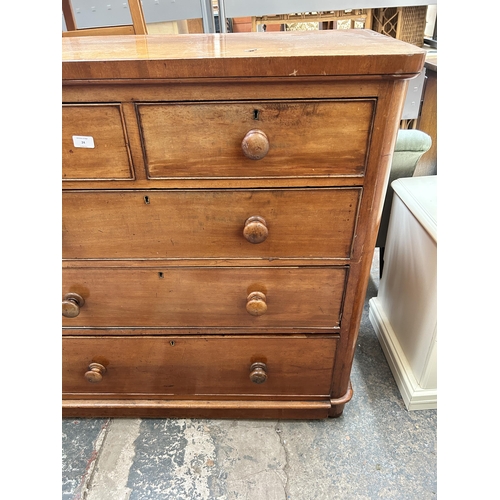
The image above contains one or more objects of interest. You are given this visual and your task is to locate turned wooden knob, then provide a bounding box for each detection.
[243,216,268,244]
[85,362,107,383]
[250,362,268,384]
[246,291,267,316]
[62,292,85,318]
[241,129,269,160]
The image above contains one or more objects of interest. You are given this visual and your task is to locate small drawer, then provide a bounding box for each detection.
[62,336,337,397]
[62,104,133,180]
[62,266,347,330]
[137,99,374,179]
[62,188,361,260]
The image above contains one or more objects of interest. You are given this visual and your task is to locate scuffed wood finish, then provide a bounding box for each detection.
[62,188,360,260]
[62,31,425,419]
[62,104,133,180]
[62,400,332,419]
[63,336,337,397]
[241,130,270,161]
[62,30,425,81]
[62,266,347,330]
[243,216,269,244]
[137,100,373,178]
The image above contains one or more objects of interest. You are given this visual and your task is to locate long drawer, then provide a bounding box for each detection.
[137,99,375,178]
[63,336,337,397]
[62,266,347,329]
[62,188,361,260]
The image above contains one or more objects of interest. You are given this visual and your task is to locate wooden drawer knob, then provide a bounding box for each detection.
[62,292,85,318]
[241,129,269,160]
[84,362,106,383]
[243,216,268,244]
[250,362,268,384]
[246,291,267,316]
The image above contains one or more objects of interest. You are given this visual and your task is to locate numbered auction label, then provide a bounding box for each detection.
[72,135,95,148]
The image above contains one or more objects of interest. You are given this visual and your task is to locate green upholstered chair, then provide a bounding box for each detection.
[376,129,433,276]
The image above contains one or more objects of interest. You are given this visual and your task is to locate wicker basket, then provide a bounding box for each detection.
[372,6,428,47]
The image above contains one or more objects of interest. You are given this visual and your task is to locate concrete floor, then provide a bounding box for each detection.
[62,251,437,500]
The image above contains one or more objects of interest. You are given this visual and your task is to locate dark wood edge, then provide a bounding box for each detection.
[62,399,333,418]
[330,380,354,406]
[62,74,423,86]
[62,399,331,410]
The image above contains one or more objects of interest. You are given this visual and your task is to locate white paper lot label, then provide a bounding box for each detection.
[72,135,95,148]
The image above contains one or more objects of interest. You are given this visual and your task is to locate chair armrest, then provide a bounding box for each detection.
[394,129,433,154]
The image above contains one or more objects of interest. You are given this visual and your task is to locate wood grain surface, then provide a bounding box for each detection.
[61,31,425,418]
[62,30,425,81]
[137,100,373,178]
[63,188,360,260]
[62,266,347,329]
[63,336,337,397]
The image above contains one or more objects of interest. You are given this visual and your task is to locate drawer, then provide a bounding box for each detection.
[62,266,347,330]
[62,336,337,397]
[62,188,361,260]
[137,100,374,179]
[62,104,133,180]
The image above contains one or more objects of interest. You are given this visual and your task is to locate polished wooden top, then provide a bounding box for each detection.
[62,30,425,81]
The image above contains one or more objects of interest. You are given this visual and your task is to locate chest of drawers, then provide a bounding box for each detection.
[62,30,425,419]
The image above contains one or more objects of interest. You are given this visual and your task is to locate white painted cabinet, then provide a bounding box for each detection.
[369,175,437,410]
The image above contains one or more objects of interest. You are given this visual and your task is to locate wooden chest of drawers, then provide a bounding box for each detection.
[62,30,425,419]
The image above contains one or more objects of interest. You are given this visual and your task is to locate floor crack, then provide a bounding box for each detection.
[78,419,112,500]
[275,421,291,499]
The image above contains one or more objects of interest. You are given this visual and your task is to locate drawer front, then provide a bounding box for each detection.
[63,188,360,260]
[63,336,337,397]
[137,100,374,179]
[62,267,347,329]
[62,104,133,180]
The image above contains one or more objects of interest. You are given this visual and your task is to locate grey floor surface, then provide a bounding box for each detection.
[62,251,437,500]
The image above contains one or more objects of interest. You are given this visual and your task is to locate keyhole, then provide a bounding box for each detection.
[144,196,150,204]
[253,109,260,120]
